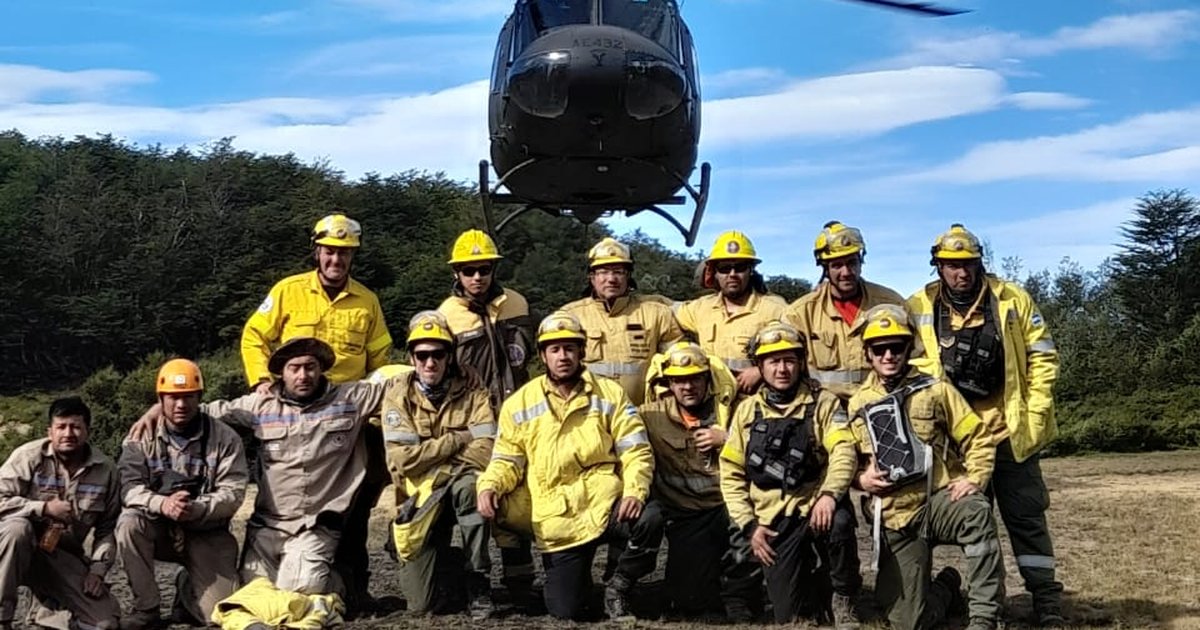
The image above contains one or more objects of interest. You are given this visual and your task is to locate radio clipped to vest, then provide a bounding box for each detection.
[860,376,937,487]
[745,402,824,498]
[936,293,1004,400]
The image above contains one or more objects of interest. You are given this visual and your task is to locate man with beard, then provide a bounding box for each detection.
[117,359,248,629]
[476,312,658,621]
[240,213,394,614]
[675,231,787,395]
[720,321,858,627]
[638,342,762,621]
[560,237,684,405]
[908,224,1063,627]
[847,304,1002,630]
[0,397,121,630]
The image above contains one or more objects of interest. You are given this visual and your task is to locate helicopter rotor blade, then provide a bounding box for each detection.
[840,0,969,17]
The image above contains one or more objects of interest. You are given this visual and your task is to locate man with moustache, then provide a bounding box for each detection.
[117,360,248,630]
[675,231,788,395]
[0,397,121,630]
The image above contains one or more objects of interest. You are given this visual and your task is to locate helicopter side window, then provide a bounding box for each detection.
[600,0,679,56]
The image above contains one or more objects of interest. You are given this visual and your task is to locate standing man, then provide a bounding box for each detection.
[909,223,1064,626]
[719,321,859,627]
[240,213,393,614]
[848,305,1003,630]
[639,342,762,621]
[0,397,121,630]
[675,231,788,394]
[117,359,248,630]
[561,237,684,405]
[383,312,496,619]
[476,312,659,621]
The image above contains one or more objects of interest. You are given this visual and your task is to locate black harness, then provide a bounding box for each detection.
[936,291,1004,400]
[745,401,824,495]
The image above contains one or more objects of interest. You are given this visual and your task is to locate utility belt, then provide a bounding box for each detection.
[937,293,1004,400]
[744,402,823,498]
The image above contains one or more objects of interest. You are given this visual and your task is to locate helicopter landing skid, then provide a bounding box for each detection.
[478,159,710,247]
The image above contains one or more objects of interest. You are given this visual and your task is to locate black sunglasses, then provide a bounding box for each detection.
[715,262,752,275]
[413,349,449,363]
[867,342,909,358]
[458,266,493,278]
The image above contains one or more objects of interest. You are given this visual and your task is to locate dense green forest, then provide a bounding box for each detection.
[1,133,1198,460]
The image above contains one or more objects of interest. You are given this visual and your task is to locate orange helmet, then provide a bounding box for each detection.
[157,359,204,394]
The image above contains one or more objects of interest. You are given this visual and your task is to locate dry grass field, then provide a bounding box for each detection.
[17,450,1200,629]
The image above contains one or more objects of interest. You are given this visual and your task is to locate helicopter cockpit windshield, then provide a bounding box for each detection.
[600,0,679,56]
[528,1,591,34]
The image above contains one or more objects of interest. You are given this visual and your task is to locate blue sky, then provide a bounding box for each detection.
[2,0,1198,295]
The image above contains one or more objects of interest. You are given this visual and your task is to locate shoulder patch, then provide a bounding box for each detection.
[258,295,274,314]
[384,409,402,427]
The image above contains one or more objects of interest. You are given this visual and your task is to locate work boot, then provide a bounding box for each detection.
[468,573,495,621]
[966,618,997,630]
[831,593,861,630]
[724,599,755,623]
[604,575,635,621]
[120,609,163,630]
[1036,609,1067,628]
[934,567,966,617]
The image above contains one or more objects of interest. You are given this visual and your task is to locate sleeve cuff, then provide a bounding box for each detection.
[148,495,165,515]
[30,500,47,517]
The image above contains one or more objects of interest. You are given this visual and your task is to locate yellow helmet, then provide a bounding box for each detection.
[861,304,914,342]
[813,221,865,262]
[156,358,204,394]
[587,237,633,268]
[748,321,806,359]
[705,231,761,263]
[312,214,362,248]
[406,311,455,348]
[930,223,983,262]
[448,229,502,266]
[537,311,587,346]
[661,342,710,377]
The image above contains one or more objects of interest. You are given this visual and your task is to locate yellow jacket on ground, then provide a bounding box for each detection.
[784,279,905,399]
[211,577,344,630]
[675,292,788,373]
[847,371,995,530]
[476,370,654,552]
[908,275,1059,462]
[720,386,856,530]
[560,294,684,404]
[241,271,393,385]
[438,287,534,409]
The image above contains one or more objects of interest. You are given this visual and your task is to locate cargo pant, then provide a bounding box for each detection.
[493,482,538,605]
[335,423,387,613]
[115,510,239,622]
[989,439,1063,617]
[877,490,1004,630]
[241,521,340,595]
[0,518,120,630]
[396,474,491,614]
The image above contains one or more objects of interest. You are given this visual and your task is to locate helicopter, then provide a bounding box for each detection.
[479,0,967,247]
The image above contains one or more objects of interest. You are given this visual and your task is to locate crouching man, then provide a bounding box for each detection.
[0,397,121,630]
[848,305,1003,630]
[476,312,659,621]
[719,321,858,625]
[117,360,248,629]
[384,312,496,619]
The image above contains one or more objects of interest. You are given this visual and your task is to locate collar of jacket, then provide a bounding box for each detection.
[272,377,335,409]
[817,279,873,327]
[452,279,505,307]
[706,289,767,314]
[305,269,364,300]
[860,367,926,398]
[406,371,472,412]
[756,383,816,416]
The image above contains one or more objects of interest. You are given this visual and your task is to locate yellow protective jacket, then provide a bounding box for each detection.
[720,386,857,531]
[438,286,534,409]
[847,371,995,530]
[908,275,1059,462]
[675,292,788,373]
[784,279,905,400]
[241,271,393,385]
[211,577,344,630]
[476,371,654,552]
[560,294,684,404]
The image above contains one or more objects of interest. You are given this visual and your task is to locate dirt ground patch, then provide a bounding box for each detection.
[15,450,1200,629]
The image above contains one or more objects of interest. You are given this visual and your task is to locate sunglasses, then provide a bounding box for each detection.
[868,342,909,358]
[412,349,449,363]
[715,262,752,275]
[458,266,493,278]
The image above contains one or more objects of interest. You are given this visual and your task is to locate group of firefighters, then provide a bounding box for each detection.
[0,213,1064,630]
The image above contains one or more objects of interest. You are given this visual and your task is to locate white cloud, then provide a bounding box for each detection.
[290,35,495,78]
[701,67,788,95]
[889,107,1200,185]
[0,64,154,104]
[334,0,509,23]
[1004,91,1092,111]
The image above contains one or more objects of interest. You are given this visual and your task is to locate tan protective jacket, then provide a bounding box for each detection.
[241,271,393,385]
[477,371,654,552]
[675,291,788,373]
[118,414,248,529]
[560,294,684,404]
[639,398,728,512]
[784,279,906,400]
[201,379,393,534]
[720,386,856,531]
[438,286,534,409]
[848,371,995,530]
[0,439,121,576]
